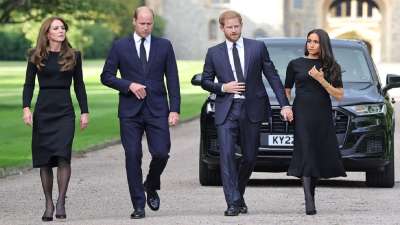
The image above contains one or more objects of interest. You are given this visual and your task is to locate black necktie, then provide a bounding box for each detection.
[140,38,147,70]
[232,42,245,82]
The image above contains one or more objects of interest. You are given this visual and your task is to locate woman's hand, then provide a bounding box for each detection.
[308,65,324,82]
[23,107,32,126]
[80,113,89,130]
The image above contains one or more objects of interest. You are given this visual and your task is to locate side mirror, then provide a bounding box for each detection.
[383,74,400,95]
[191,73,202,86]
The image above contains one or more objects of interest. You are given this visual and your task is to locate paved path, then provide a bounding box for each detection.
[1,101,400,225]
[1,63,400,224]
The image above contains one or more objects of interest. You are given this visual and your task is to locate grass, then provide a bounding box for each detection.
[0,60,206,168]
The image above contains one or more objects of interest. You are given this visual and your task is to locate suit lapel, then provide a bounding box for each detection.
[243,38,251,79]
[128,35,142,65]
[218,42,235,81]
[146,35,157,73]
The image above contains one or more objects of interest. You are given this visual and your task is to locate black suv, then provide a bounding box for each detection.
[192,38,400,188]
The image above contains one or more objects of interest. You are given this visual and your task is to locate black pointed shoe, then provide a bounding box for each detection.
[224,205,240,216]
[131,208,145,219]
[41,216,53,222]
[146,189,160,211]
[55,214,66,220]
[239,201,248,214]
[41,207,54,222]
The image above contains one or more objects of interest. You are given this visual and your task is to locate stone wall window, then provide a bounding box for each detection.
[330,0,379,18]
[292,0,303,9]
[208,19,217,40]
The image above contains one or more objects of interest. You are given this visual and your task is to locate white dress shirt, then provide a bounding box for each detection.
[225,36,245,99]
[133,32,151,61]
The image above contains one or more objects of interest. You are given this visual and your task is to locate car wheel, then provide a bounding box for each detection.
[366,157,395,188]
[199,138,222,186]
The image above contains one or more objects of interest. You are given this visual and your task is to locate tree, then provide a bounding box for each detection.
[0,0,124,24]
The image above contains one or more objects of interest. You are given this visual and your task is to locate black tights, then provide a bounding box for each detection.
[40,157,71,217]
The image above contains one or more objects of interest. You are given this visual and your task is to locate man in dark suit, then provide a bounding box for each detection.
[101,6,180,219]
[201,10,293,216]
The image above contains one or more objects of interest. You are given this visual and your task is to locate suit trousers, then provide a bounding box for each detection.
[119,103,170,209]
[216,99,261,207]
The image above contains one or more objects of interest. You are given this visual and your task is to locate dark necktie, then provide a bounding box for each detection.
[140,38,147,70]
[232,42,245,82]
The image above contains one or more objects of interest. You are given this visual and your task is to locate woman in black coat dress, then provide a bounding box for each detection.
[284,29,346,215]
[22,17,89,221]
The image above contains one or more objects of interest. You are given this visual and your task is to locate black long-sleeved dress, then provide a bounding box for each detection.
[22,51,88,168]
[285,57,346,178]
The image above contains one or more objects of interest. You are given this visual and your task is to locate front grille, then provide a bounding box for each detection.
[205,129,218,153]
[356,135,384,154]
[333,110,348,134]
[260,108,349,134]
[260,108,293,133]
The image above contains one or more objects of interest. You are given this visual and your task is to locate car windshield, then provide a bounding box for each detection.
[265,43,373,83]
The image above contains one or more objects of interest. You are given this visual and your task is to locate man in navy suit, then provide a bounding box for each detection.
[101,6,180,219]
[201,10,293,216]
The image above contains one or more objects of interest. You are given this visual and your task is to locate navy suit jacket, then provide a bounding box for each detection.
[101,35,180,118]
[201,38,289,125]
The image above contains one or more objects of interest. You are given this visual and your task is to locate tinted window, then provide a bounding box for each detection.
[265,43,372,83]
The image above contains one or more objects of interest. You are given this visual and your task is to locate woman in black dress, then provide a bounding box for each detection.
[284,29,346,215]
[22,17,89,221]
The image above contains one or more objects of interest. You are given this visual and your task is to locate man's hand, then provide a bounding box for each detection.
[129,82,147,99]
[280,107,293,122]
[22,107,32,126]
[168,112,179,126]
[222,81,245,94]
[80,113,89,130]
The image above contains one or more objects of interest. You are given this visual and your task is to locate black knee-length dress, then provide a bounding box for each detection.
[22,51,88,168]
[285,57,346,178]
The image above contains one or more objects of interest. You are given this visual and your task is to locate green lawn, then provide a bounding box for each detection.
[0,60,206,168]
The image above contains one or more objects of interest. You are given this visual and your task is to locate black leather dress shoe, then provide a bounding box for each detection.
[239,202,248,214]
[41,216,53,222]
[146,189,160,211]
[224,205,240,216]
[131,208,145,219]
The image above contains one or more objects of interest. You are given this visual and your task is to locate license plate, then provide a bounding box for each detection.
[268,134,294,146]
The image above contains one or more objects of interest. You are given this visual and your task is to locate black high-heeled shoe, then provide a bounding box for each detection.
[41,216,53,222]
[55,214,66,219]
[55,201,66,220]
[41,205,54,222]
[303,177,317,215]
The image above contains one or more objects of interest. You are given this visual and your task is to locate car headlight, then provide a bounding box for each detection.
[342,104,386,116]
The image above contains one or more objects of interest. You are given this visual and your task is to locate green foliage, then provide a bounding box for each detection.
[153,15,166,37]
[0,30,31,60]
[0,0,166,59]
[82,23,116,59]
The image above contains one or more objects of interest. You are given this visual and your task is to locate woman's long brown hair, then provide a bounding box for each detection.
[29,17,76,71]
[304,29,342,85]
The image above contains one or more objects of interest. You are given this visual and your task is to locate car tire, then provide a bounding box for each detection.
[199,158,222,186]
[366,157,395,188]
[199,138,222,186]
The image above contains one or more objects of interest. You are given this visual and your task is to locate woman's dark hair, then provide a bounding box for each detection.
[304,29,342,86]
